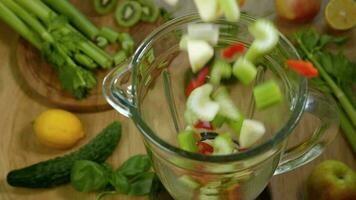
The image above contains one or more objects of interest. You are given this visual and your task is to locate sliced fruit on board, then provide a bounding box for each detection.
[325,0,356,30]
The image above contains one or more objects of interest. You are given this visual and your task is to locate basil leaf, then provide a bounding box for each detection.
[109,171,130,194]
[149,174,165,200]
[118,154,151,176]
[71,160,109,192]
[128,172,155,196]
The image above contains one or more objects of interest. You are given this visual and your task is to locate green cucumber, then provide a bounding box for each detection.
[233,57,257,85]
[212,86,241,121]
[177,130,198,152]
[210,59,232,85]
[7,121,122,188]
[94,0,117,15]
[253,80,283,110]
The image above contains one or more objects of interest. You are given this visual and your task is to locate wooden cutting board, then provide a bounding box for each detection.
[0,1,355,200]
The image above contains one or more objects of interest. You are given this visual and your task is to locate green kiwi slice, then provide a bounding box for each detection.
[94,0,117,15]
[115,1,142,27]
[137,0,159,22]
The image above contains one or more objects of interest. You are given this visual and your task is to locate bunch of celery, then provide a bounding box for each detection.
[0,0,133,99]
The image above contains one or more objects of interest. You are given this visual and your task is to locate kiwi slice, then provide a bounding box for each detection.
[137,0,159,22]
[115,1,142,27]
[94,0,117,15]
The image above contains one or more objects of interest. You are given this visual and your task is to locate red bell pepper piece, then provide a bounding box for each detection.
[222,43,245,60]
[197,141,214,154]
[185,67,210,96]
[194,121,215,130]
[286,60,319,78]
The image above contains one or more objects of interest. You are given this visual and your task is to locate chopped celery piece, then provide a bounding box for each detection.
[210,59,232,85]
[213,86,241,121]
[233,57,257,85]
[228,116,244,138]
[213,133,235,155]
[211,114,225,128]
[253,80,283,110]
[218,0,240,22]
[178,130,198,152]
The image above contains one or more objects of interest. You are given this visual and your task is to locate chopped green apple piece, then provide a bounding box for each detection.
[187,84,220,121]
[179,34,190,50]
[178,130,198,152]
[194,0,220,22]
[253,80,283,110]
[213,86,241,121]
[245,19,279,62]
[239,119,266,148]
[178,175,200,189]
[210,59,232,85]
[228,116,245,138]
[233,57,257,85]
[188,23,219,45]
[187,39,214,73]
[213,133,235,155]
[219,0,240,22]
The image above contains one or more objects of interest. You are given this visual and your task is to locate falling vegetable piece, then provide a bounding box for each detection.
[187,39,214,73]
[286,60,319,78]
[197,141,214,154]
[193,0,220,22]
[194,121,215,130]
[239,119,266,148]
[213,86,242,121]
[253,80,283,110]
[213,133,235,155]
[221,43,245,61]
[218,0,241,22]
[245,19,279,62]
[187,84,220,122]
[188,23,220,46]
[233,57,257,85]
[115,1,142,27]
[94,0,117,15]
[211,114,226,128]
[178,130,199,152]
[228,116,245,138]
[185,67,209,97]
[210,59,232,85]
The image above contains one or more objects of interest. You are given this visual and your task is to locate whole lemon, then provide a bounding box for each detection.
[33,109,85,149]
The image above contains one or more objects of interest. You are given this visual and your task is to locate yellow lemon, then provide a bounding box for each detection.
[325,0,356,30]
[33,109,85,149]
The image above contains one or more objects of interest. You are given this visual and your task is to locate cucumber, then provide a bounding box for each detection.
[7,121,122,188]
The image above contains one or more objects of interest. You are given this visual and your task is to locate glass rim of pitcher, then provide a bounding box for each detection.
[129,13,308,163]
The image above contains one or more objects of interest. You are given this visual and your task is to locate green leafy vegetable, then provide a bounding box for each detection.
[118,154,152,177]
[109,171,130,194]
[293,29,356,153]
[128,172,156,196]
[71,160,109,192]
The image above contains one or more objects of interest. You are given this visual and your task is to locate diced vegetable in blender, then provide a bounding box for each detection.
[253,80,283,110]
[187,40,214,73]
[221,43,245,61]
[184,109,199,125]
[210,59,232,85]
[197,141,214,154]
[213,133,235,155]
[195,121,215,130]
[211,114,226,129]
[185,67,209,97]
[178,130,199,152]
[188,23,220,46]
[233,57,257,85]
[187,84,220,121]
[239,119,266,148]
[218,0,241,22]
[286,60,319,78]
[193,0,220,22]
[213,86,241,121]
[245,19,279,62]
[227,117,245,138]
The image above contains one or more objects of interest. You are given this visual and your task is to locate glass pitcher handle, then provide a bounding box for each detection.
[274,89,339,175]
[102,59,134,118]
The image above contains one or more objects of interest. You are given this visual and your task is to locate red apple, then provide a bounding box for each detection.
[307,160,356,200]
[275,0,322,22]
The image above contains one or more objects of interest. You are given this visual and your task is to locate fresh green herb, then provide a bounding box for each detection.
[128,172,156,196]
[109,171,130,194]
[118,154,152,177]
[293,29,356,153]
[71,160,110,192]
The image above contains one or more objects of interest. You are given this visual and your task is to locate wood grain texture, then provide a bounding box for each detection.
[0,0,355,200]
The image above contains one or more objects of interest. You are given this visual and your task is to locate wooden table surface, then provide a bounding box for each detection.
[0,0,355,200]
